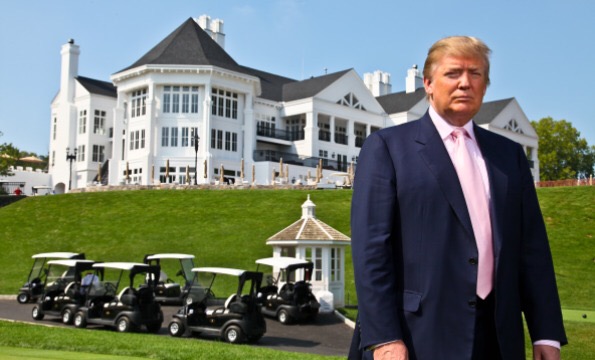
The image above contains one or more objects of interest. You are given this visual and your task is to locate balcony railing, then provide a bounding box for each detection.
[253,150,353,172]
[256,126,304,141]
[319,130,331,142]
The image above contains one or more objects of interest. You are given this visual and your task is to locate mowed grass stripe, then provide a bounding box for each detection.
[0,345,148,359]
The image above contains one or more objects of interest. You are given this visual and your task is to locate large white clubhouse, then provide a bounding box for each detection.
[48,15,539,193]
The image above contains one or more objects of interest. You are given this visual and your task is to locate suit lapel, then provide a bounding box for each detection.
[415,114,475,240]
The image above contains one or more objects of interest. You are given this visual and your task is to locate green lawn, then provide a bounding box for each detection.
[0,186,592,358]
[0,321,340,360]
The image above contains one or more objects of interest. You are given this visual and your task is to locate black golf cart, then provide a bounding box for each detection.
[73,262,163,333]
[17,252,85,304]
[143,253,197,305]
[168,267,266,344]
[255,257,320,324]
[31,259,96,324]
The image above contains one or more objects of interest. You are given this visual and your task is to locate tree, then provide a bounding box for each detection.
[531,117,595,181]
[0,132,20,177]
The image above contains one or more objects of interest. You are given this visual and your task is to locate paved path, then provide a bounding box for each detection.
[0,299,352,357]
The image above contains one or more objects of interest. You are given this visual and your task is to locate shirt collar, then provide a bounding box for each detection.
[428,106,476,142]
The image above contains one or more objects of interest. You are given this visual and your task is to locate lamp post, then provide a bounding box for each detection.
[66,147,77,190]
[193,133,200,185]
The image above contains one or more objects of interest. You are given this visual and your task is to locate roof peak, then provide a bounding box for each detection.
[117,17,239,74]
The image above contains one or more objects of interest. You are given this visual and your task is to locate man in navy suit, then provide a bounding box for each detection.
[351,36,566,360]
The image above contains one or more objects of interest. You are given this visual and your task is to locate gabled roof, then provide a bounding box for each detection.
[119,17,243,74]
[376,87,426,114]
[282,69,352,102]
[474,98,515,125]
[76,76,117,98]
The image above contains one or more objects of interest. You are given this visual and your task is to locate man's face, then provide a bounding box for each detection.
[424,55,488,126]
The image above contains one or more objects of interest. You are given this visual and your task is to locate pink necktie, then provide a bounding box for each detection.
[451,128,493,299]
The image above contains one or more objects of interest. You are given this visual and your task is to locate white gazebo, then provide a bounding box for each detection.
[266,195,351,309]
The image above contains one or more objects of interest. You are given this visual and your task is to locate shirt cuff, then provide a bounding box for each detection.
[533,340,561,349]
[367,340,400,351]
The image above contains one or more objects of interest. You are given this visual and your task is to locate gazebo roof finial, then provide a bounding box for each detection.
[301,194,316,219]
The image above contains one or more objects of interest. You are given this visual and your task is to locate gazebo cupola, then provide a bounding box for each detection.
[266,195,351,308]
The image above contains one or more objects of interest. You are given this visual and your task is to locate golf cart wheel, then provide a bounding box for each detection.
[223,325,244,344]
[278,309,291,324]
[116,316,133,333]
[146,322,162,334]
[17,292,29,304]
[74,312,87,328]
[62,308,73,324]
[168,319,185,337]
[31,305,44,320]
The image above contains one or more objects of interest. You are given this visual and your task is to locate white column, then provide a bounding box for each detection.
[348,119,355,148]
[110,102,125,186]
[304,111,317,157]
[203,85,212,183]
[243,93,255,163]
[330,115,335,144]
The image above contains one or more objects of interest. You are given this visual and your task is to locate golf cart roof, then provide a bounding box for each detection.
[93,262,149,271]
[46,259,95,267]
[256,257,310,269]
[145,253,195,260]
[191,267,245,277]
[32,252,83,259]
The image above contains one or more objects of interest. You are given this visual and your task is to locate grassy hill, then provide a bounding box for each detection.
[0,186,593,358]
[1,186,592,307]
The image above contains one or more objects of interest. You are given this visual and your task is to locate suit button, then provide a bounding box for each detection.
[469,258,477,265]
[468,300,477,308]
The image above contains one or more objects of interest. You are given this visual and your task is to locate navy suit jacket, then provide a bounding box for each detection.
[351,113,567,359]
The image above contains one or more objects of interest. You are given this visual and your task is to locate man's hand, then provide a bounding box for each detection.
[373,341,408,360]
[533,344,561,360]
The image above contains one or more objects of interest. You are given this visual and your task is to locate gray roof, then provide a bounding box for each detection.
[76,76,117,98]
[119,17,243,74]
[115,19,358,103]
[239,65,296,102]
[117,17,301,101]
[376,87,426,114]
[282,69,351,102]
[474,98,514,125]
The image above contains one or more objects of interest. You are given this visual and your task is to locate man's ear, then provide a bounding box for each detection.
[423,77,433,97]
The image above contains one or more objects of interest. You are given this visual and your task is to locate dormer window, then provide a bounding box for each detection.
[503,119,524,134]
[337,93,366,111]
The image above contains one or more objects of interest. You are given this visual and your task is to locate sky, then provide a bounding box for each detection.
[1,0,593,155]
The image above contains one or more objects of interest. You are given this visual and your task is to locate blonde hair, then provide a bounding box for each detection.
[423,36,491,85]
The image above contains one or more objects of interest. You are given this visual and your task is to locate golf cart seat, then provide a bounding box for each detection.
[157,282,182,297]
[260,285,278,297]
[55,282,78,302]
[116,286,137,306]
[206,294,236,316]
[279,283,295,301]
[64,282,76,296]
